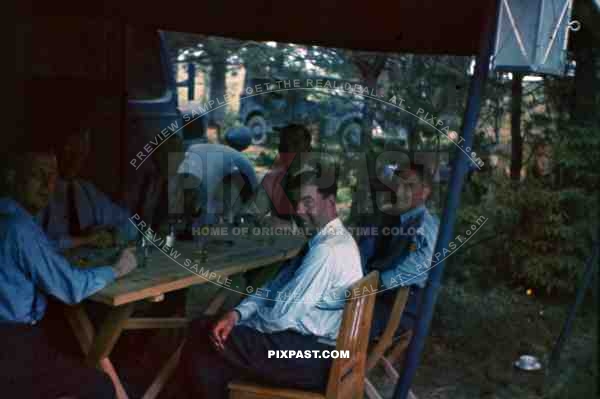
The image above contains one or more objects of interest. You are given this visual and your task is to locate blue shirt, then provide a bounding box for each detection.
[0,198,115,324]
[363,206,439,289]
[234,218,363,344]
[38,178,137,250]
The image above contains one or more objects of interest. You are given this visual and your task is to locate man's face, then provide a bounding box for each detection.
[393,169,430,212]
[17,154,58,214]
[293,184,332,235]
[59,132,91,178]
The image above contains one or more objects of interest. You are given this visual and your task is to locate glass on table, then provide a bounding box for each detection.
[136,234,153,269]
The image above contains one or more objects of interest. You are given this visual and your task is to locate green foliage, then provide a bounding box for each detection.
[451,174,596,295]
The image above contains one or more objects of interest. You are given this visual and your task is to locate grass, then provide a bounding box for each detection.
[403,279,599,399]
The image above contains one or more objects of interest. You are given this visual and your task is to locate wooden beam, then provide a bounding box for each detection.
[364,378,384,399]
[123,317,189,330]
[85,303,136,367]
[63,305,130,399]
[142,341,185,399]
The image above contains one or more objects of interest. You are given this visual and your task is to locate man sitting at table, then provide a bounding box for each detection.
[361,162,439,339]
[38,126,137,250]
[179,163,363,399]
[0,148,138,398]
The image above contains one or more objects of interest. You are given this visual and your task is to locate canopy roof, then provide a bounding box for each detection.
[32,0,496,55]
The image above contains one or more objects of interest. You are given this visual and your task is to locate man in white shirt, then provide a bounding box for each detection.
[179,164,362,399]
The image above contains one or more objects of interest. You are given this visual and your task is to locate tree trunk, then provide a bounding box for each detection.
[209,55,226,128]
[570,0,600,125]
[407,119,419,155]
[510,73,523,182]
[570,42,598,126]
[349,56,386,225]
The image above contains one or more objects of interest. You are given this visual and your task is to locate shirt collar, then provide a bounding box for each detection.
[0,197,33,220]
[400,205,426,225]
[309,217,343,248]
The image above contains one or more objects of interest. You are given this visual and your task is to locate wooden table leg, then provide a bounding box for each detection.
[64,304,133,399]
[140,287,229,399]
[142,340,185,399]
[364,377,384,399]
[85,303,136,367]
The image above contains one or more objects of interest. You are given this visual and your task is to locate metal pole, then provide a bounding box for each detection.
[188,62,196,101]
[393,2,499,398]
[548,240,599,370]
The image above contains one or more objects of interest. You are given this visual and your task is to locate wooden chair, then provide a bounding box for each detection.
[228,271,379,399]
[363,287,413,399]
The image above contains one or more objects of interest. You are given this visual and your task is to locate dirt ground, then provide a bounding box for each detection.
[365,281,598,399]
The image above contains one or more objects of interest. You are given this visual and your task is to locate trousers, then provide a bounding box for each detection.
[0,322,115,399]
[180,316,335,399]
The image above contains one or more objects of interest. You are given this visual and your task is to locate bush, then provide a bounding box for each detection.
[449,171,596,296]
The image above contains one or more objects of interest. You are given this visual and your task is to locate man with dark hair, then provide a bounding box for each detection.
[0,149,138,398]
[179,163,362,399]
[39,128,138,250]
[361,161,439,338]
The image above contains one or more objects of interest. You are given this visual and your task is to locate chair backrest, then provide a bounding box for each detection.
[325,271,379,399]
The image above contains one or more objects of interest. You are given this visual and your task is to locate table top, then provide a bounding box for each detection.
[77,235,305,307]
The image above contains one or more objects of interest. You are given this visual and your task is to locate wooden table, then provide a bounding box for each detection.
[64,234,305,399]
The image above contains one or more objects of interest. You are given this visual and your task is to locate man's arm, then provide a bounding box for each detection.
[82,181,138,242]
[369,238,412,271]
[45,229,115,251]
[15,221,119,305]
[233,260,295,321]
[377,224,438,289]
[251,242,355,328]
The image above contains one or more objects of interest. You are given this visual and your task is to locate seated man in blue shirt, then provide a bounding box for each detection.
[362,162,439,339]
[0,149,138,399]
[39,128,137,250]
[178,164,363,399]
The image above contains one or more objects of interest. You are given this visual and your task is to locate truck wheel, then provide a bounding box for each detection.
[246,115,268,145]
[338,120,362,152]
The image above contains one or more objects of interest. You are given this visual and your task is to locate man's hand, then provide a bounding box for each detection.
[210,310,240,351]
[112,247,137,278]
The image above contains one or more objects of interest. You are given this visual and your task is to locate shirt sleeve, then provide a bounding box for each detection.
[46,236,75,251]
[14,221,116,305]
[380,221,437,289]
[83,182,138,241]
[35,208,75,250]
[234,259,296,321]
